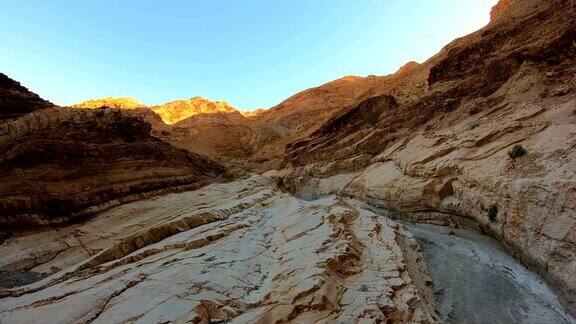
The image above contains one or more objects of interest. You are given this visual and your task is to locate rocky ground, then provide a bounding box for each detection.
[0,177,573,323]
[0,176,439,323]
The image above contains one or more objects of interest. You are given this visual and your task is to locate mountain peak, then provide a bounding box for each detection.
[72,97,144,109]
[241,108,267,118]
[151,97,240,124]
[395,61,420,75]
[73,96,240,125]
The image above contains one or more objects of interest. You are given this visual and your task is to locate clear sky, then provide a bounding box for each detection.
[1,0,498,110]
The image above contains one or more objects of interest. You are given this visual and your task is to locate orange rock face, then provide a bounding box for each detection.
[151,97,239,124]
[72,97,144,109]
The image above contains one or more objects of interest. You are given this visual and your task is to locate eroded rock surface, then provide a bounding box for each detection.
[274,0,576,311]
[0,176,439,323]
[0,107,229,230]
[490,0,517,22]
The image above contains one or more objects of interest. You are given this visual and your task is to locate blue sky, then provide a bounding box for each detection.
[1,0,497,110]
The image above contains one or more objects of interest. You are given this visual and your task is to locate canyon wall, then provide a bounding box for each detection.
[271,0,576,309]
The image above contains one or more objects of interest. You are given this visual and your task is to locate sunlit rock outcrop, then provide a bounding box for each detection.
[150,97,239,124]
[73,97,144,110]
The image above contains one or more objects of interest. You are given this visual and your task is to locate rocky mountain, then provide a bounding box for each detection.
[255,61,424,138]
[73,96,247,125]
[69,64,427,171]
[70,61,426,172]
[243,61,429,171]
[72,96,256,164]
[149,98,256,164]
[0,0,575,322]
[164,118,254,164]
[0,73,53,122]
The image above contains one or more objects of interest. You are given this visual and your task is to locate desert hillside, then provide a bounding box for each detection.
[151,97,239,124]
[72,96,259,164]
[70,62,428,171]
[0,0,575,323]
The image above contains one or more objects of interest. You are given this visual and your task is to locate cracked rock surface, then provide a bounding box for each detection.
[0,176,440,323]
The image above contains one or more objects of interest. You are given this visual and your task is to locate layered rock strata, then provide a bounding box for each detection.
[0,73,53,122]
[273,0,576,310]
[0,107,229,230]
[0,176,439,323]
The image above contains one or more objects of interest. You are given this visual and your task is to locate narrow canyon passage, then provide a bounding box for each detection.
[2,0,575,323]
[0,177,573,323]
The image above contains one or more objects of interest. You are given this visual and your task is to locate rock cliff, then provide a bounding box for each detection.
[0,73,53,122]
[273,0,576,310]
[0,106,229,230]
